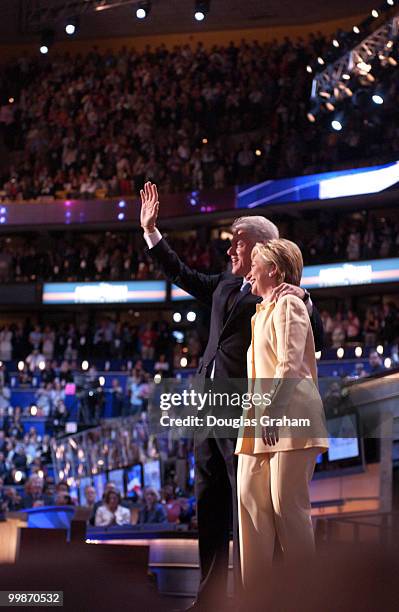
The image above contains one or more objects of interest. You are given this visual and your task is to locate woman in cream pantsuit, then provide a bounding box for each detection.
[236,238,329,590]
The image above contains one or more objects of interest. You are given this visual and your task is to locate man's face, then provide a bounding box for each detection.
[369,352,380,367]
[227,230,257,277]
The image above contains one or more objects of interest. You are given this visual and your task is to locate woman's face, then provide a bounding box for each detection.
[248,253,276,296]
[107,493,118,511]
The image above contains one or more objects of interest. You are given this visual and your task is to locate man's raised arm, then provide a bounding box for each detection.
[140,182,221,306]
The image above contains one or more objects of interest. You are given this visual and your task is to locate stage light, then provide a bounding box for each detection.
[372,94,384,104]
[355,346,363,357]
[180,357,188,367]
[30,405,38,416]
[173,312,182,323]
[377,345,384,354]
[99,376,105,386]
[118,200,126,208]
[332,39,340,48]
[38,470,44,479]
[154,373,162,384]
[59,470,64,480]
[372,9,379,18]
[8,97,14,104]
[353,26,360,34]
[384,357,392,368]
[337,348,344,359]
[82,360,89,371]
[387,41,393,48]
[65,17,79,36]
[317,57,325,65]
[18,361,24,371]
[255,149,262,156]
[187,311,196,322]
[39,29,54,54]
[38,360,46,370]
[315,351,321,360]
[331,119,343,131]
[387,0,394,5]
[136,1,151,19]
[306,65,313,73]
[202,138,208,144]
[14,470,23,483]
[118,212,125,220]
[194,0,210,21]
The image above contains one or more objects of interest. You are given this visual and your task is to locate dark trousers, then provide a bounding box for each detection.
[194,435,241,607]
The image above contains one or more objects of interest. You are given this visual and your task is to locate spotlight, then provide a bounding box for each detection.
[38,360,46,371]
[187,311,196,322]
[173,312,182,323]
[14,470,23,483]
[180,357,188,367]
[136,1,151,19]
[18,361,25,371]
[337,348,344,359]
[372,94,384,104]
[331,119,343,131]
[317,57,325,65]
[118,212,125,220]
[194,0,210,21]
[306,65,313,73]
[332,39,340,48]
[37,470,44,479]
[355,346,363,357]
[30,405,38,416]
[65,18,78,36]
[353,26,360,34]
[8,97,14,104]
[82,360,89,371]
[154,373,162,384]
[99,376,105,386]
[384,357,392,368]
[202,138,208,144]
[39,29,54,54]
[371,9,379,18]
[387,0,394,5]
[377,345,384,355]
[255,149,262,156]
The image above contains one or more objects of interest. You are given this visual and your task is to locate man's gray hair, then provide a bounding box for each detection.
[231,215,279,243]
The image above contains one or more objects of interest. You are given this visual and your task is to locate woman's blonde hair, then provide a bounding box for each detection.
[252,239,303,286]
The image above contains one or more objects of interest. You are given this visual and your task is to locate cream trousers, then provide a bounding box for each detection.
[237,448,320,589]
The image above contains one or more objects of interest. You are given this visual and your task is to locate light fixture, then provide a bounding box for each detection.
[173,312,182,323]
[337,348,344,359]
[18,361,25,371]
[331,119,343,131]
[306,65,313,73]
[136,1,151,19]
[372,94,384,104]
[180,357,188,367]
[384,357,392,368]
[387,0,394,5]
[14,470,23,483]
[332,39,340,48]
[187,311,196,322]
[82,360,89,371]
[99,376,105,386]
[317,57,325,65]
[194,0,210,21]
[39,29,54,54]
[372,9,379,18]
[377,345,384,355]
[355,346,363,357]
[40,45,49,55]
[353,26,360,34]
[154,373,162,384]
[65,18,79,35]
[255,149,262,156]
[38,360,46,371]
[30,405,38,416]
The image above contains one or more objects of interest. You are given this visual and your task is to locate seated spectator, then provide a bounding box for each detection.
[331,312,346,348]
[346,310,361,343]
[94,490,131,527]
[20,475,53,509]
[83,485,96,509]
[26,348,45,373]
[368,350,386,376]
[137,487,167,524]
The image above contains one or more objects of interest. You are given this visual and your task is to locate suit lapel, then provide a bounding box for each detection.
[221,281,252,334]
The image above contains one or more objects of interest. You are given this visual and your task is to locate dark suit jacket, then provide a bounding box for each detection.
[148,238,323,379]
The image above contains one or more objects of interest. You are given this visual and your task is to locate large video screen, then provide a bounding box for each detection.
[42,281,167,304]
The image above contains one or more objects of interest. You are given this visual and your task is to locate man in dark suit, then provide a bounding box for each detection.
[140,182,323,610]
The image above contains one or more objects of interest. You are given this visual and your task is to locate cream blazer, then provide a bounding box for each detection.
[236,294,329,455]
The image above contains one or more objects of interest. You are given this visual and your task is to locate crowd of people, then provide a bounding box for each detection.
[0,210,398,286]
[321,301,399,349]
[1,32,398,200]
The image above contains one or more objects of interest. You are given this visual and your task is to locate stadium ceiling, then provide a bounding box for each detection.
[0,0,378,42]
